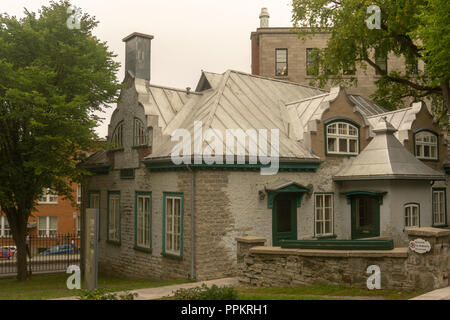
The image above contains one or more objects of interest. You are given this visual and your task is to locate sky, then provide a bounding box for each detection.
[2,0,294,138]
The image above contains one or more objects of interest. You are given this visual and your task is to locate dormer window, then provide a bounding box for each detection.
[415,130,438,160]
[111,121,123,149]
[326,121,359,156]
[133,118,147,146]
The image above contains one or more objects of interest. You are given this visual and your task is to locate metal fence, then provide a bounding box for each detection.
[0,234,80,276]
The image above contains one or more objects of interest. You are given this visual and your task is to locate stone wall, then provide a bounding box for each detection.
[237,227,450,290]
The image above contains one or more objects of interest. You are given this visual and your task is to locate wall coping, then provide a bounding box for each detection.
[249,246,408,258]
[405,227,450,237]
[236,236,267,244]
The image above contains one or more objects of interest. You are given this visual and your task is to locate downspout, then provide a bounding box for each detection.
[187,165,196,279]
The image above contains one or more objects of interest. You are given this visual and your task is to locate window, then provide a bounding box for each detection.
[38,188,58,204]
[415,131,438,160]
[343,62,356,75]
[0,216,11,237]
[163,193,183,257]
[89,191,101,240]
[315,194,333,236]
[111,122,123,149]
[135,192,151,250]
[326,121,359,155]
[406,56,419,75]
[404,203,420,228]
[38,216,58,237]
[306,48,319,76]
[432,189,446,226]
[77,185,81,204]
[375,49,387,75]
[76,216,81,237]
[275,49,288,76]
[133,118,147,146]
[107,192,120,243]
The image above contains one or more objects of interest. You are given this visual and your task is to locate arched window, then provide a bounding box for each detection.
[111,122,123,149]
[415,130,438,160]
[133,118,147,146]
[404,203,420,228]
[325,121,359,155]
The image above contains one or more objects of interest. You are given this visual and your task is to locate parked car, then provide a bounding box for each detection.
[0,246,16,259]
[40,244,79,255]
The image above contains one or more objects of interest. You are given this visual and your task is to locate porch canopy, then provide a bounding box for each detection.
[264,179,311,208]
[333,117,445,181]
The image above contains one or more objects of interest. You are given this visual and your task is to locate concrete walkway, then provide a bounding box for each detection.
[52,277,239,300]
[410,286,450,300]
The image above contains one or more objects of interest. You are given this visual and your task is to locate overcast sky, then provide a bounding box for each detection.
[3,0,294,137]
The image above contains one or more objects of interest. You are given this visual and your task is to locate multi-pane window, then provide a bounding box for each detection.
[77,185,81,204]
[306,48,319,76]
[136,193,151,249]
[134,118,147,146]
[404,204,420,228]
[38,216,58,237]
[111,122,123,149]
[326,121,359,155]
[375,49,387,75]
[415,131,438,160]
[315,194,333,236]
[164,194,183,256]
[275,49,288,76]
[0,216,11,237]
[38,188,58,204]
[108,193,120,242]
[89,192,101,240]
[432,189,446,226]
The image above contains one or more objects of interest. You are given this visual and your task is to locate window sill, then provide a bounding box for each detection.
[108,148,124,153]
[314,234,337,240]
[432,224,448,229]
[134,246,152,254]
[132,145,149,150]
[326,153,359,157]
[106,240,121,246]
[416,157,439,162]
[161,251,183,260]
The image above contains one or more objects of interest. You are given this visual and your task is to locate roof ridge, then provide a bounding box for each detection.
[366,106,414,119]
[204,70,232,129]
[285,92,331,106]
[148,83,203,95]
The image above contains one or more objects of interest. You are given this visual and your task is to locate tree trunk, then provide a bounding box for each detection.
[442,80,450,115]
[9,211,29,281]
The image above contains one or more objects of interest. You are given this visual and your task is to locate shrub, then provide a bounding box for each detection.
[171,284,238,300]
[78,288,137,300]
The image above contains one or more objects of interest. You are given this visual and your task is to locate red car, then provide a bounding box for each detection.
[0,247,15,260]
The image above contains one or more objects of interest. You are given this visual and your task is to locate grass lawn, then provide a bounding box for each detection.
[0,273,191,300]
[236,285,426,300]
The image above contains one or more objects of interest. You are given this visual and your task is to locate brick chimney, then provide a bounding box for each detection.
[259,8,270,28]
[122,32,154,81]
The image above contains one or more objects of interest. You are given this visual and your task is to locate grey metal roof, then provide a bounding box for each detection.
[146,70,326,161]
[348,94,387,116]
[82,150,110,169]
[333,117,445,181]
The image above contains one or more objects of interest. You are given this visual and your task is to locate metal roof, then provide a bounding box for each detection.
[347,94,387,116]
[333,117,445,181]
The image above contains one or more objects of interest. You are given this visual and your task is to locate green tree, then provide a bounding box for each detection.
[0,0,120,280]
[292,0,450,126]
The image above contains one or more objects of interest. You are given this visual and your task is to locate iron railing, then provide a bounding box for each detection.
[0,233,80,276]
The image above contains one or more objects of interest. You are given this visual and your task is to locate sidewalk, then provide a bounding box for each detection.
[410,286,450,300]
[52,277,239,300]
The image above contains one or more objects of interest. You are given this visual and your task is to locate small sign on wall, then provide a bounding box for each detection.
[409,238,431,254]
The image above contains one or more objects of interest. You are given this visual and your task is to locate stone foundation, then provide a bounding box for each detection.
[237,228,450,290]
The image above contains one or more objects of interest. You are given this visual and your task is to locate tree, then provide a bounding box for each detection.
[292,0,450,127]
[0,0,120,280]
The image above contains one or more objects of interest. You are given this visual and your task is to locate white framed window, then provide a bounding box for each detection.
[38,216,58,237]
[107,192,120,242]
[315,194,333,236]
[326,121,359,155]
[404,203,420,228]
[111,122,123,149]
[136,193,151,249]
[133,118,147,146]
[38,188,58,204]
[77,185,82,204]
[432,189,446,226]
[0,216,11,237]
[415,131,438,160]
[164,194,182,256]
[76,216,81,237]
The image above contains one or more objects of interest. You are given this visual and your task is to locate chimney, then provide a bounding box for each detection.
[122,32,154,81]
[259,8,270,28]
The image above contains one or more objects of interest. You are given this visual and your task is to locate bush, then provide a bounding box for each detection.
[171,284,238,300]
[78,288,137,300]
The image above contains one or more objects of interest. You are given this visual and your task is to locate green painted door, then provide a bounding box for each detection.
[272,193,298,246]
[351,196,380,239]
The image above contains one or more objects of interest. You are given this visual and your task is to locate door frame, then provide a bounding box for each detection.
[350,195,381,239]
[272,193,298,246]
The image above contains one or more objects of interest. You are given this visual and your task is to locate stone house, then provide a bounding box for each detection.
[81,32,449,281]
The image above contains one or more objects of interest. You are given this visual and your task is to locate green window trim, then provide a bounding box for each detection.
[133,117,148,147]
[266,184,310,209]
[162,192,184,259]
[109,121,124,150]
[341,190,387,205]
[134,191,152,252]
[432,188,447,227]
[106,191,121,245]
[313,193,334,237]
[323,118,360,157]
[413,129,439,162]
[404,202,420,229]
[88,190,101,241]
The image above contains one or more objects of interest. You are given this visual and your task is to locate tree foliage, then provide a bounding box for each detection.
[0,0,120,280]
[292,0,450,127]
